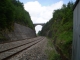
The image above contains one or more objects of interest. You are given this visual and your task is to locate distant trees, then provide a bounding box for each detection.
[0,0,34,31]
[37,31,41,36]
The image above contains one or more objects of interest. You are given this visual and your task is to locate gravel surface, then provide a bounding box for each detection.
[0,37,40,52]
[19,37,48,60]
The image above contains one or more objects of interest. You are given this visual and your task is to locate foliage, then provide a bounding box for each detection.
[46,38,61,60]
[0,0,34,31]
[40,2,73,60]
[37,31,41,36]
[0,0,15,31]
[47,50,61,60]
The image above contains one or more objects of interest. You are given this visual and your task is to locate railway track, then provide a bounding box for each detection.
[0,36,44,60]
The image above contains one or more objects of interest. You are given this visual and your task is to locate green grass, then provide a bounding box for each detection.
[46,38,61,60]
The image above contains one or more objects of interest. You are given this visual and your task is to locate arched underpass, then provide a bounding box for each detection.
[34,23,45,33]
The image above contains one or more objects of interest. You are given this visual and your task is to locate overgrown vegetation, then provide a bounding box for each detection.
[40,2,73,60]
[0,0,34,40]
[0,0,34,31]
[46,39,61,60]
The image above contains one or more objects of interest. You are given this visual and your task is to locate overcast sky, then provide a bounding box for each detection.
[19,0,76,33]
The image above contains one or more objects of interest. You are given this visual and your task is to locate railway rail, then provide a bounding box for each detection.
[0,36,44,60]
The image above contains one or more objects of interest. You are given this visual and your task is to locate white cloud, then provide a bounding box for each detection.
[24,1,63,33]
[35,25,42,33]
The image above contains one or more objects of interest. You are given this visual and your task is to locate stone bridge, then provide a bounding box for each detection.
[33,23,45,27]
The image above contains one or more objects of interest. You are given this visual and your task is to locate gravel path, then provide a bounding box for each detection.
[19,37,48,60]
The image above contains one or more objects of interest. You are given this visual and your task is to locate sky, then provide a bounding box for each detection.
[19,0,76,33]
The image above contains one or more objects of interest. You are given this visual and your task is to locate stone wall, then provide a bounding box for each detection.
[5,23,36,41]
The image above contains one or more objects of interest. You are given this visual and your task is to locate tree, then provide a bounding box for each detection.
[0,0,15,30]
[0,0,34,31]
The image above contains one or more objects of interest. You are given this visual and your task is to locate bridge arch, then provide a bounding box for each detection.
[34,23,45,33]
[34,23,45,27]
[35,25,42,33]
